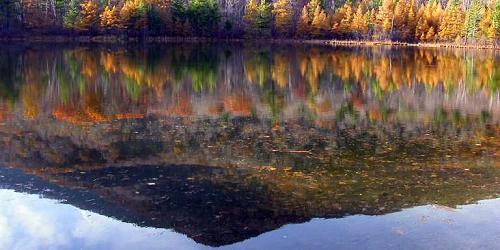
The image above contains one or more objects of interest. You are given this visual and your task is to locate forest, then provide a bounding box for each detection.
[0,0,499,43]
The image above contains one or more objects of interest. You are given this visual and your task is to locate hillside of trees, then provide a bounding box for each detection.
[0,0,499,43]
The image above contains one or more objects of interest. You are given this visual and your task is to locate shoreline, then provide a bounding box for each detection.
[0,35,499,50]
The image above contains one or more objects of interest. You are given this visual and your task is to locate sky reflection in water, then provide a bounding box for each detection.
[1,190,499,250]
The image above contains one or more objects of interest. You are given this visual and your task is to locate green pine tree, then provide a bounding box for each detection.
[64,0,80,29]
[0,0,21,30]
[493,0,500,39]
[464,0,482,40]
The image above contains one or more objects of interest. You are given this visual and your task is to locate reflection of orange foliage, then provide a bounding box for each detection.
[52,107,91,125]
[298,49,331,95]
[115,113,145,120]
[272,54,289,88]
[311,97,332,113]
[53,106,145,125]
[299,54,308,76]
[475,59,496,93]
[99,51,170,96]
[368,108,381,121]
[322,49,500,94]
[73,50,99,78]
[208,103,224,115]
[83,91,109,122]
[21,84,41,119]
[115,53,170,88]
[0,103,9,122]
[224,94,252,116]
[100,51,119,73]
[53,106,108,124]
[314,119,336,129]
[84,107,110,122]
[292,79,307,101]
[169,94,192,116]
[352,95,364,109]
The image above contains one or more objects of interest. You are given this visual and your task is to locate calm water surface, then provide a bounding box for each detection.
[0,43,498,250]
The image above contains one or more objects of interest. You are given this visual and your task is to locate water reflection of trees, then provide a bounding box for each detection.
[0,45,498,246]
[0,45,497,125]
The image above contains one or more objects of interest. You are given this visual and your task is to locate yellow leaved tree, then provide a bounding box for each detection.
[77,0,99,31]
[273,0,294,36]
[100,5,121,30]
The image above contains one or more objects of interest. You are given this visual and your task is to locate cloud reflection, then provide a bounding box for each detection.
[0,190,203,250]
[1,189,499,250]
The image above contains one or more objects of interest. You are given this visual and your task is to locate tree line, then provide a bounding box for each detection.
[0,0,499,43]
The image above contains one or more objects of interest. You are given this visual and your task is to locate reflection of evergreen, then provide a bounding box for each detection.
[170,45,219,92]
[464,56,477,94]
[433,108,448,125]
[124,77,142,101]
[0,50,21,104]
[57,51,85,103]
[264,80,284,123]
[245,49,272,87]
[336,103,358,121]
[146,46,163,72]
[487,66,499,93]
[370,79,384,99]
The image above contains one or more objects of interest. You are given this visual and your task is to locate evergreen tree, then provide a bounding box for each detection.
[439,0,464,41]
[311,5,329,37]
[393,0,409,40]
[171,0,186,22]
[415,5,427,40]
[187,0,220,36]
[148,0,170,34]
[479,5,495,40]
[492,0,500,40]
[351,4,369,38]
[64,0,80,29]
[307,0,322,20]
[147,5,165,34]
[55,0,67,24]
[0,0,21,30]
[367,9,376,38]
[244,0,259,36]
[245,0,272,37]
[426,25,436,40]
[376,0,395,39]
[415,0,442,42]
[256,0,273,36]
[77,0,99,31]
[183,18,193,35]
[171,0,187,35]
[464,0,483,41]
[297,6,310,37]
[332,3,353,37]
[273,0,294,36]
[120,0,147,31]
[100,5,120,30]
[406,0,418,41]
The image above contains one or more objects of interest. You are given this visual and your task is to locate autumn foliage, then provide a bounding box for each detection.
[0,0,499,44]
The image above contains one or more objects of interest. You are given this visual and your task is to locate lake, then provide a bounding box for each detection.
[0,43,499,250]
